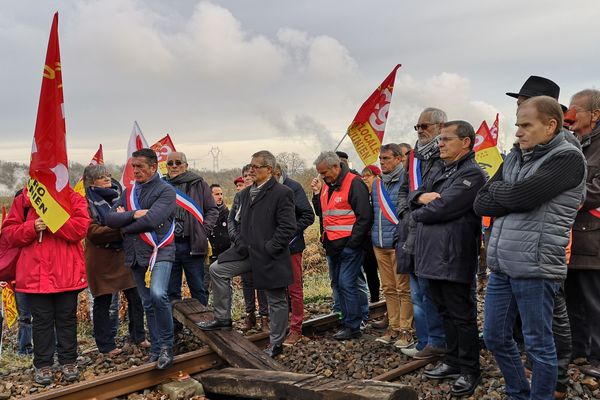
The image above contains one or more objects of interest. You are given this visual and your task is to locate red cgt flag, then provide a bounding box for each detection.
[473,121,495,152]
[150,134,177,176]
[120,121,149,191]
[489,113,499,146]
[27,13,71,233]
[74,144,105,196]
[347,65,401,166]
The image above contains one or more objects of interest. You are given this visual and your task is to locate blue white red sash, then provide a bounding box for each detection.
[590,209,600,219]
[408,151,422,192]
[174,188,204,224]
[127,183,175,287]
[375,179,399,225]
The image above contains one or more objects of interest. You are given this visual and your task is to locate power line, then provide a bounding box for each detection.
[208,146,222,172]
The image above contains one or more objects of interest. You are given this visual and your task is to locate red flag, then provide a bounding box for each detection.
[347,65,401,166]
[27,13,71,233]
[1,206,6,225]
[473,121,495,152]
[120,121,149,191]
[489,113,499,146]
[74,144,105,196]
[150,134,177,176]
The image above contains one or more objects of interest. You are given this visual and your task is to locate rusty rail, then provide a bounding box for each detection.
[26,301,390,400]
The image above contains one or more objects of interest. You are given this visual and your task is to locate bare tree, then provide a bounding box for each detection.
[275,152,306,177]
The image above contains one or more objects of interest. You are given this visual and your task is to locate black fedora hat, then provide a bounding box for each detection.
[507,75,567,111]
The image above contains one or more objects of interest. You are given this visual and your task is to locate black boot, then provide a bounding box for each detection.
[156,347,173,370]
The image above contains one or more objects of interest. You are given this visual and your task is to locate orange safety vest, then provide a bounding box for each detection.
[320,172,357,241]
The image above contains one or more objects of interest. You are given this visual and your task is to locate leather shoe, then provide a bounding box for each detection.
[156,347,173,370]
[197,319,232,331]
[333,327,362,341]
[451,373,481,396]
[423,363,461,380]
[263,343,283,358]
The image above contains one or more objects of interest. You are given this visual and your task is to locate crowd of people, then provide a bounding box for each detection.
[1,75,599,400]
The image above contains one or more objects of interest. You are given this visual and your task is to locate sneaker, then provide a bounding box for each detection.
[413,344,446,360]
[34,366,53,386]
[375,329,399,344]
[393,330,415,349]
[283,331,302,347]
[401,343,419,358]
[61,363,79,382]
[360,320,368,331]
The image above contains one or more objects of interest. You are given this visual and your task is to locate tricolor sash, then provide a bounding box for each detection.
[174,188,204,224]
[590,209,600,219]
[127,183,175,288]
[375,179,399,225]
[408,151,422,192]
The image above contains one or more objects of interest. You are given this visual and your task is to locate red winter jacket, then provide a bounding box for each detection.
[1,190,90,294]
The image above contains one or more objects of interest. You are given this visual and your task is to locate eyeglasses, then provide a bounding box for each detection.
[249,164,269,170]
[167,160,184,166]
[414,123,438,131]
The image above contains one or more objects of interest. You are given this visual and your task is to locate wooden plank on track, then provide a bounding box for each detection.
[198,367,418,400]
[372,358,438,382]
[172,298,286,371]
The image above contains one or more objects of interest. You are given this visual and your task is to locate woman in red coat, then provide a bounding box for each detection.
[2,188,89,385]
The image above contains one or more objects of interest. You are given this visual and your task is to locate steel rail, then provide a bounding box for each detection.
[25,301,388,400]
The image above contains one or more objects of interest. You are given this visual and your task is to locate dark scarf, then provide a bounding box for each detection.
[381,164,403,184]
[86,182,121,225]
[166,171,202,237]
[414,135,441,160]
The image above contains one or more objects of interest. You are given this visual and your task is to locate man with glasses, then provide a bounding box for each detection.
[199,151,296,358]
[398,143,412,170]
[566,89,600,379]
[396,108,447,360]
[165,151,218,320]
[410,121,485,396]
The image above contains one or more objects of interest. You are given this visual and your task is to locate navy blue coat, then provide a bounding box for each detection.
[283,177,315,254]
[409,152,485,283]
[106,173,176,267]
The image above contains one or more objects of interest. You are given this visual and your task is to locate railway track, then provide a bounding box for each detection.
[25,300,430,400]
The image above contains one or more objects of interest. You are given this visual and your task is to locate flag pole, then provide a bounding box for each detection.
[334,131,348,151]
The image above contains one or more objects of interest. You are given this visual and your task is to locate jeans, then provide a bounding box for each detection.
[132,261,174,354]
[326,246,364,331]
[27,291,80,369]
[409,273,445,351]
[15,291,33,355]
[484,272,560,400]
[209,258,289,346]
[329,254,369,322]
[168,241,208,306]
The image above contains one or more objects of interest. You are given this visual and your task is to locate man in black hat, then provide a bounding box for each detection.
[505,75,578,399]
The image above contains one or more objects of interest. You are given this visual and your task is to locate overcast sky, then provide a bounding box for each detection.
[1,1,599,170]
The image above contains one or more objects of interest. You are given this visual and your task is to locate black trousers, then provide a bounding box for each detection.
[566,269,600,364]
[427,278,480,375]
[93,288,145,352]
[28,290,80,369]
[241,271,268,316]
[363,246,380,303]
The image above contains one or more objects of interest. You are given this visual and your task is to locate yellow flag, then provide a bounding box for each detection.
[475,146,503,179]
[1,283,18,329]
